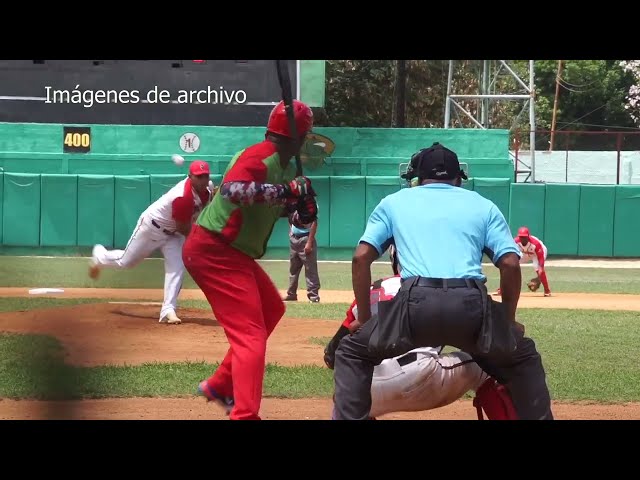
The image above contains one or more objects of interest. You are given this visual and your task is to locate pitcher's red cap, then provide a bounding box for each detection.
[189,160,210,175]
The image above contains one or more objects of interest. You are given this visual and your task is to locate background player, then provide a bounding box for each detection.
[88,160,214,324]
[493,226,551,297]
[183,100,318,420]
[325,245,518,420]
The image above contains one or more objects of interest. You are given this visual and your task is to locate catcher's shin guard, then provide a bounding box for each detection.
[473,378,519,420]
[324,325,350,369]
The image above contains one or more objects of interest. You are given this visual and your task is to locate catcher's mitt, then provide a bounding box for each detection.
[527,277,541,292]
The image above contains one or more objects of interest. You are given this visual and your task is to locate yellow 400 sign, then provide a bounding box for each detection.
[63,126,91,153]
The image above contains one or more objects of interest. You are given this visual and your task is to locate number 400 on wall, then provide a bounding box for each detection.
[63,126,91,153]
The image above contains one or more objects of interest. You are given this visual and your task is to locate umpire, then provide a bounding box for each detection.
[332,142,553,420]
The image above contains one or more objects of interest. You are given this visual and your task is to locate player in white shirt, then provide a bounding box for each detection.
[326,245,518,420]
[88,160,215,324]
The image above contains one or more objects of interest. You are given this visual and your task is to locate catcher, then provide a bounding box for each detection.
[325,245,519,420]
[492,226,551,297]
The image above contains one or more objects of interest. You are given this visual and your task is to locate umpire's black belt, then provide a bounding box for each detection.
[404,277,481,289]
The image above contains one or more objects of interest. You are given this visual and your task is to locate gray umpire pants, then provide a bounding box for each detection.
[332,278,553,420]
[287,234,320,301]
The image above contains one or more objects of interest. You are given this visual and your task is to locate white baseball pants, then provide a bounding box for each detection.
[92,214,185,320]
[369,348,489,418]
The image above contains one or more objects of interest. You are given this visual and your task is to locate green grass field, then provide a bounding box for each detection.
[0,297,639,402]
[2,256,640,293]
[1,256,640,407]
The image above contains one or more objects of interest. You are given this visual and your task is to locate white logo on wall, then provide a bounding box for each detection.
[180,133,201,153]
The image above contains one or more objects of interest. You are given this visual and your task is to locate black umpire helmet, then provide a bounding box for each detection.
[402,142,468,184]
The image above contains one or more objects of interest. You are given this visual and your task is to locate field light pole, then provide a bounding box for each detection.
[444,60,536,183]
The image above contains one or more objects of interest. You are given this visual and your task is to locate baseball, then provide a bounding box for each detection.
[172,154,185,166]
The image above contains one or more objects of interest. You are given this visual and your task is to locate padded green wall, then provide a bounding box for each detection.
[0,172,3,244]
[578,185,616,257]
[474,178,511,220]
[114,176,151,248]
[3,173,41,246]
[544,184,580,255]
[509,183,546,238]
[330,177,366,248]
[40,174,78,246]
[613,186,640,257]
[1,174,639,258]
[77,175,114,247]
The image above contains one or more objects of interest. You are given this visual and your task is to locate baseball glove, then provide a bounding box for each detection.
[527,277,541,292]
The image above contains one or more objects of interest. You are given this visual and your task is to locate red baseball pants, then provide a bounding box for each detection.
[183,225,286,420]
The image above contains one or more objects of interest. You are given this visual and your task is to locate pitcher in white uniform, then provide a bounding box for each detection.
[88,160,214,324]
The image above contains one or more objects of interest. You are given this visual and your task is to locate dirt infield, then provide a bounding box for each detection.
[0,303,337,367]
[2,287,640,420]
[3,287,640,310]
[3,397,640,420]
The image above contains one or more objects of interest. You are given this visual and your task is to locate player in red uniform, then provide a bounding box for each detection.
[182,100,317,420]
[493,226,551,297]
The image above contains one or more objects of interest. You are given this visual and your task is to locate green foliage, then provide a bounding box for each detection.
[324,60,638,150]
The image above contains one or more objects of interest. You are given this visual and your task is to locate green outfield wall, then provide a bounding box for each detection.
[0,122,636,258]
[2,171,639,257]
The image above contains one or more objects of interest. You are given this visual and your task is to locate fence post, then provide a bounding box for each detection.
[616,133,623,184]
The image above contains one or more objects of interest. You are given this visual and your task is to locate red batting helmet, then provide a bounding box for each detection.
[267,100,314,138]
[517,226,530,237]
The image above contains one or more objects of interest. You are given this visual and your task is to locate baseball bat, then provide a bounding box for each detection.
[275,60,303,177]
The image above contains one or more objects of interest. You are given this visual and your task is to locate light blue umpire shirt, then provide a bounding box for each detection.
[359,184,521,280]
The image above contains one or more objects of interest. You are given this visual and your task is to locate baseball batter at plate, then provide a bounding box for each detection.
[88,160,214,324]
[183,100,318,420]
[493,226,551,297]
[324,245,518,420]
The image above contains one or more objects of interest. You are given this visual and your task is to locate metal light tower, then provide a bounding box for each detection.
[444,60,536,182]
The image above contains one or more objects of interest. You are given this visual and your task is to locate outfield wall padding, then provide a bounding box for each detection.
[543,183,581,255]
[114,176,151,248]
[330,176,366,248]
[508,183,546,239]
[474,177,511,220]
[77,175,114,247]
[365,176,401,221]
[1,173,638,259]
[40,174,78,246]
[0,172,3,244]
[150,175,185,203]
[613,185,640,257]
[2,173,41,246]
[578,185,616,257]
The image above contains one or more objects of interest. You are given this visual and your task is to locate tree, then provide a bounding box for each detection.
[619,60,640,126]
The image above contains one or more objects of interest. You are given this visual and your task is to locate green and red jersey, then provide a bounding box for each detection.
[197,140,296,259]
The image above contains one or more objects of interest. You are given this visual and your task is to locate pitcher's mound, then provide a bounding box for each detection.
[0,302,338,367]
